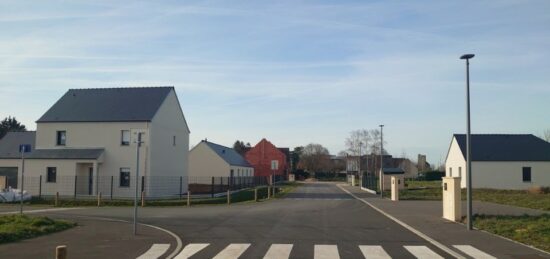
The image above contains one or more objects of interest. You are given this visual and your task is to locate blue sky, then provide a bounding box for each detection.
[1,0,549,166]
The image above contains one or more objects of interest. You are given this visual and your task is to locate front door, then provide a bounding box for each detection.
[88,167,93,195]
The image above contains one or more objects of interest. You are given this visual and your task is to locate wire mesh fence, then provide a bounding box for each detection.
[7,174,285,201]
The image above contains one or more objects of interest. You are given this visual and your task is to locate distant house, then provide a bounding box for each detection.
[245,138,288,179]
[0,87,190,198]
[445,134,550,190]
[189,140,254,180]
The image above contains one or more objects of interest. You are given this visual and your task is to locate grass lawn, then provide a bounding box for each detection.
[398,180,550,211]
[0,214,75,244]
[472,214,550,252]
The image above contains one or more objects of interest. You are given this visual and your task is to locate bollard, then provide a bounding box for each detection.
[187,191,191,207]
[254,187,258,202]
[56,245,67,259]
[227,189,231,204]
[97,192,102,207]
[141,191,145,207]
[55,192,59,207]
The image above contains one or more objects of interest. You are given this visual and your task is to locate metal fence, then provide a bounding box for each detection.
[8,174,285,200]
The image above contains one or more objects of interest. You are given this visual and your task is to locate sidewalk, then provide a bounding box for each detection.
[341,184,550,259]
[0,212,176,259]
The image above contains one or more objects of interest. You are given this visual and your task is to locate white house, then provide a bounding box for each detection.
[445,134,550,190]
[0,87,190,198]
[189,140,254,184]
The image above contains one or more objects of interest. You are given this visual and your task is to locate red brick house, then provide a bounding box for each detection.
[245,138,288,178]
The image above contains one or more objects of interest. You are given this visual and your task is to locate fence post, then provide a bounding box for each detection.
[211,177,215,198]
[73,175,77,200]
[141,191,145,207]
[187,191,191,207]
[110,176,114,200]
[179,176,183,199]
[55,245,67,259]
[55,192,59,207]
[38,175,42,199]
[267,185,271,199]
[220,177,223,193]
[141,176,145,192]
[254,187,258,202]
[227,189,231,204]
[97,192,102,207]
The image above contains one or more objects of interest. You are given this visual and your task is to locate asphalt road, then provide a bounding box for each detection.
[31,182,475,258]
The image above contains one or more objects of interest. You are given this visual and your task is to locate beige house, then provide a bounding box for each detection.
[0,87,190,198]
[189,140,253,184]
[445,134,550,190]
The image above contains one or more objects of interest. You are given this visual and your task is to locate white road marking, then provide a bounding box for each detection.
[213,243,251,259]
[453,245,497,259]
[404,246,444,259]
[137,244,171,259]
[263,244,293,259]
[359,245,391,259]
[336,184,465,259]
[174,243,210,259]
[0,207,80,215]
[314,245,340,259]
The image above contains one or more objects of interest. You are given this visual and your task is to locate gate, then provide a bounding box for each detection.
[362,172,379,193]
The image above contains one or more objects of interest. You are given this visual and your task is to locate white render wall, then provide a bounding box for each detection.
[149,90,190,197]
[189,142,254,184]
[445,136,550,190]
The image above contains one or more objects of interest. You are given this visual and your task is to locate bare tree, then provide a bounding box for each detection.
[345,129,371,156]
[299,143,331,175]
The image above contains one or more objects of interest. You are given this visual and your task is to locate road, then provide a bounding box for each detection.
[3,181,547,258]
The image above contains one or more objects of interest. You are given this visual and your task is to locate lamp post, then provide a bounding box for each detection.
[358,141,362,185]
[460,53,475,230]
[379,125,384,197]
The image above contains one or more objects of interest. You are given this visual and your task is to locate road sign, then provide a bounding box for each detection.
[19,144,31,153]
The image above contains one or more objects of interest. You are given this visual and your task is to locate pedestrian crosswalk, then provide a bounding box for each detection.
[139,243,498,259]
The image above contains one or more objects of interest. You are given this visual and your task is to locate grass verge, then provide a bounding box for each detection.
[472,214,550,253]
[0,214,75,244]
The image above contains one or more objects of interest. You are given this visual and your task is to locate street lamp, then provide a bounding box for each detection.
[460,53,475,230]
[379,124,384,198]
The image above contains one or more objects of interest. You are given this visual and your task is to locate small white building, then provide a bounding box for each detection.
[445,134,550,190]
[189,140,254,184]
[0,87,190,198]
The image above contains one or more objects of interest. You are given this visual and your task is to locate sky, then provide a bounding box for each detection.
[1,0,549,166]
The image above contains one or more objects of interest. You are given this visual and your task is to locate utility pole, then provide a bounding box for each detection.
[20,147,25,214]
[358,141,362,184]
[379,125,384,198]
[133,132,143,235]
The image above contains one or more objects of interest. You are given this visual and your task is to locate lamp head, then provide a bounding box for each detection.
[460,54,475,60]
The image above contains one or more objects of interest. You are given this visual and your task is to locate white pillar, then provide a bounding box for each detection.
[391,176,399,201]
[442,177,462,222]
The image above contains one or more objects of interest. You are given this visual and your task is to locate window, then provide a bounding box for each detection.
[271,160,279,170]
[120,168,130,187]
[173,136,176,146]
[47,167,57,183]
[121,130,130,146]
[458,167,462,178]
[448,167,452,177]
[522,167,531,182]
[56,131,66,146]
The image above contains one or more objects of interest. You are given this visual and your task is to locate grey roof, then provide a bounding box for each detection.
[25,149,104,159]
[382,168,405,174]
[0,131,36,158]
[0,131,103,159]
[37,87,173,122]
[454,134,550,161]
[203,141,252,167]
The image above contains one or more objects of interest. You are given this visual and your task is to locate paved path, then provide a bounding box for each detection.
[3,182,548,258]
